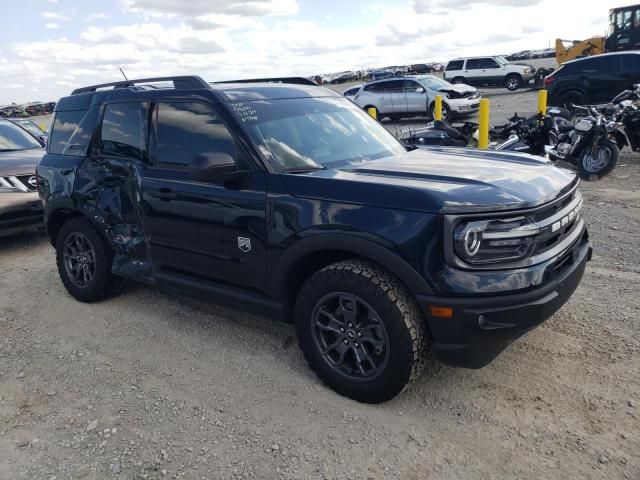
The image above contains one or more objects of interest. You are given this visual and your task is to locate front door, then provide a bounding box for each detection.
[403,79,428,114]
[141,100,267,291]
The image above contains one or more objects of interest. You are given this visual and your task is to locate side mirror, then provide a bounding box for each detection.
[415,87,425,94]
[189,152,236,182]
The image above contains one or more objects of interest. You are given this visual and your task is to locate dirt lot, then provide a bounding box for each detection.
[1,89,639,480]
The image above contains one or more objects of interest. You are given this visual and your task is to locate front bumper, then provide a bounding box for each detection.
[416,235,591,368]
[0,191,44,237]
[448,98,480,114]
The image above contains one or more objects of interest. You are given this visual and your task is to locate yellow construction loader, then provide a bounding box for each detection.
[555,4,640,64]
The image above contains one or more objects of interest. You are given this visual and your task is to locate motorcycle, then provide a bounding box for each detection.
[399,120,478,147]
[546,105,620,180]
[492,108,570,155]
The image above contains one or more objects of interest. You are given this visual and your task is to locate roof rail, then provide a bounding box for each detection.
[71,75,210,95]
[213,77,317,86]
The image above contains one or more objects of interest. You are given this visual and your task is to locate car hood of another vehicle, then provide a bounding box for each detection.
[0,148,46,176]
[280,146,577,214]
[438,84,476,96]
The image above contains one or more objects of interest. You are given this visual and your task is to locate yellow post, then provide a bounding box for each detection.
[367,107,377,120]
[478,99,490,150]
[537,89,548,115]
[434,95,443,121]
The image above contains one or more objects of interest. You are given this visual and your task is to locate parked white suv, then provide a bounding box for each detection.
[351,75,480,121]
[443,56,535,91]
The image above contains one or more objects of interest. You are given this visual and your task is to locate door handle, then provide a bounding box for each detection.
[156,187,177,200]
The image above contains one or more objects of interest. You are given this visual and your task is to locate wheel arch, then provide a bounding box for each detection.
[269,234,434,321]
[46,208,84,246]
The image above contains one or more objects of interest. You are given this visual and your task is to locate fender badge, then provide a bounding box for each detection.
[238,237,252,253]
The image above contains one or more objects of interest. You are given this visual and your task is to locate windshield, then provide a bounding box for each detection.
[495,56,510,65]
[418,75,451,90]
[13,120,44,137]
[231,97,407,171]
[0,122,42,151]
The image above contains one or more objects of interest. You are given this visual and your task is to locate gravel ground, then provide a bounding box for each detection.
[1,90,639,480]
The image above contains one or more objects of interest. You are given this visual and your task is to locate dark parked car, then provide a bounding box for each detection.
[38,76,591,403]
[545,52,640,107]
[0,120,45,237]
[407,64,433,74]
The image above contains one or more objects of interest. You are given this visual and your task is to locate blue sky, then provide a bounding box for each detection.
[0,0,629,103]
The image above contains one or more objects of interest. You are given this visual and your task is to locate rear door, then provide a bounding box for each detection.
[140,99,268,290]
[620,54,640,92]
[579,55,623,103]
[464,59,486,85]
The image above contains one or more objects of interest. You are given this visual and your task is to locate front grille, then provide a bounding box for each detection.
[531,188,583,256]
[0,175,37,192]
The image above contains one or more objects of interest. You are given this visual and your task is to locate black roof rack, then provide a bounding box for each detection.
[71,75,210,95]
[213,77,317,86]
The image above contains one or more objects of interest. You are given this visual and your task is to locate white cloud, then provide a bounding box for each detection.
[86,13,110,22]
[42,11,69,21]
[45,23,61,29]
[125,0,298,17]
[0,0,626,104]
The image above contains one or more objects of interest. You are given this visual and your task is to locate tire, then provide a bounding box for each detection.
[451,77,465,85]
[430,102,451,121]
[56,217,120,303]
[558,90,587,110]
[294,260,428,403]
[577,139,619,181]
[505,74,522,91]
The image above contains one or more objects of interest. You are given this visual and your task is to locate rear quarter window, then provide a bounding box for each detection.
[446,60,464,71]
[48,110,88,154]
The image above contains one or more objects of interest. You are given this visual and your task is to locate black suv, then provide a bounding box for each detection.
[546,52,640,107]
[38,76,591,403]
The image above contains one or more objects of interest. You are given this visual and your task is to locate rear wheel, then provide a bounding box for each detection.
[295,260,428,403]
[558,90,587,110]
[577,139,619,180]
[363,105,381,120]
[56,217,120,302]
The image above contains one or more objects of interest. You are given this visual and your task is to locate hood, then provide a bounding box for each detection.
[438,84,476,95]
[0,148,45,176]
[281,147,577,214]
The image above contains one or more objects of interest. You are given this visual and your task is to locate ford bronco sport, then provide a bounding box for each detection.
[38,76,591,403]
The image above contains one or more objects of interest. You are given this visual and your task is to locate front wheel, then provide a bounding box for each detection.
[430,102,451,121]
[294,260,428,403]
[577,139,619,180]
[505,74,522,91]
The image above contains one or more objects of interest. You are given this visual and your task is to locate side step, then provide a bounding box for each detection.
[155,270,288,322]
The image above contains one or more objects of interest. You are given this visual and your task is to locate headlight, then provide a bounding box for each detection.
[453,216,540,265]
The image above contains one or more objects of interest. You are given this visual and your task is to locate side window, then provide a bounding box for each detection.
[466,59,483,70]
[579,56,621,73]
[446,60,463,71]
[403,80,422,92]
[621,54,640,73]
[480,58,500,69]
[49,110,87,154]
[387,80,404,93]
[101,102,147,160]
[61,106,101,157]
[155,102,236,169]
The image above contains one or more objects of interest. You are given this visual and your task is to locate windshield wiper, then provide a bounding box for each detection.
[284,166,325,174]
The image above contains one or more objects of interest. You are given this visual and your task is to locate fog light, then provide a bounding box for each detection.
[429,306,453,318]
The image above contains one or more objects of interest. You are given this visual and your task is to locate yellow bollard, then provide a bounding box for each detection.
[434,95,443,121]
[367,107,377,120]
[537,89,548,116]
[478,98,490,150]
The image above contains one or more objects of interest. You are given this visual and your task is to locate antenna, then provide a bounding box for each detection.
[119,68,129,81]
